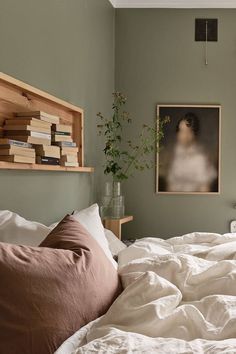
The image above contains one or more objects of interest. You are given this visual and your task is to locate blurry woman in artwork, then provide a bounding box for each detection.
[167,113,217,192]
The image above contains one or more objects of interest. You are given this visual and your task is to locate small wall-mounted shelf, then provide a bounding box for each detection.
[0,161,94,172]
[0,72,94,173]
[103,215,134,240]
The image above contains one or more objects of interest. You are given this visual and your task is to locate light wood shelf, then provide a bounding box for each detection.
[0,161,94,172]
[103,215,134,240]
[0,72,94,173]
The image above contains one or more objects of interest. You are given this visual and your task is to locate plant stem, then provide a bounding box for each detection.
[122,135,156,177]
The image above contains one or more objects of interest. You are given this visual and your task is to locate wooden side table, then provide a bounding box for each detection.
[103,215,133,240]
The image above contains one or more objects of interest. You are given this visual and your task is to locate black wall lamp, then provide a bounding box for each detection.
[195,19,218,65]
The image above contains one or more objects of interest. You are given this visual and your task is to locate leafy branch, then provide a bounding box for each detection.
[97,92,169,181]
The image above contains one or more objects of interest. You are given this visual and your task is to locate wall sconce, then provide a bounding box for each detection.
[195,18,218,65]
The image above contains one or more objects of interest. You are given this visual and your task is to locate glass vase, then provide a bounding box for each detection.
[100,181,125,219]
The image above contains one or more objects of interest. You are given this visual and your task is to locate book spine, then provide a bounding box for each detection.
[0,139,33,148]
[51,131,71,136]
[54,141,77,147]
[37,157,60,165]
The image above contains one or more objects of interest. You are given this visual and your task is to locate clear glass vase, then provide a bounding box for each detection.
[100,181,125,219]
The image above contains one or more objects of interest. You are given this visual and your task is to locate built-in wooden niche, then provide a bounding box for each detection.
[0,72,94,172]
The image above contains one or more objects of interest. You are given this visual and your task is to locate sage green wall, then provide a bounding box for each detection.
[0,0,114,225]
[116,9,236,238]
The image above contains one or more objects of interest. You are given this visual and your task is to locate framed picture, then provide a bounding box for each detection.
[156,105,221,194]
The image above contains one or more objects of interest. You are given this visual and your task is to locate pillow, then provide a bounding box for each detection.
[104,228,127,256]
[70,204,117,268]
[0,206,117,269]
[0,210,49,246]
[0,215,122,354]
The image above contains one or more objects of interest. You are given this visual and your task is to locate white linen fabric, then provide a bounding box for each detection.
[0,210,49,246]
[72,204,117,268]
[50,204,116,268]
[104,228,127,256]
[0,205,116,268]
[55,232,236,354]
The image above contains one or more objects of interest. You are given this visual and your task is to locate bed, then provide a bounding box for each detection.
[56,232,236,353]
[1,207,236,353]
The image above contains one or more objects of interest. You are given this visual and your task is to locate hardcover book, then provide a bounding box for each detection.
[51,131,71,136]
[52,124,72,134]
[16,111,60,124]
[0,155,35,164]
[60,161,79,167]
[61,155,78,163]
[36,156,60,165]
[4,131,51,139]
[52,135,73,143]
[5,118,52,129]
[0,138,33,148]
[35,145,60,159]
[3,125,51,134]
[61,147,78,155]
[54,141,77,147]
[0,146,35,157]
[7,136,51,146]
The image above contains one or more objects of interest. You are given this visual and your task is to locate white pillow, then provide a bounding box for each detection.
[0,205,117,269]
[0,210,50,246]
[72,204,117,268]
[104,228,127,256]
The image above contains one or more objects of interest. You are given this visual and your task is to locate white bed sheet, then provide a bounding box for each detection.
[55,232,236,354]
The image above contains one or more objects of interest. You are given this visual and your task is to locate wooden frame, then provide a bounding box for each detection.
[156,104,221,195]
[0,72,94,173]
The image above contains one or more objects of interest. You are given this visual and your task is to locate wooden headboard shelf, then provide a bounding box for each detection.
[0,72,94,173]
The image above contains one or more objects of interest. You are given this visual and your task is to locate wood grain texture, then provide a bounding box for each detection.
[103,216,133,240]
[0,72,92,172]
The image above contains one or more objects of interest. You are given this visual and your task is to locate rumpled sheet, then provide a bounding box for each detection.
[55,232,236,353]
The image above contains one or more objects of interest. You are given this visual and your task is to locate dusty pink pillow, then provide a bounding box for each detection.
[0,215,122,354]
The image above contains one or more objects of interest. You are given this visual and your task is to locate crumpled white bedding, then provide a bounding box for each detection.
[55,232,236,354]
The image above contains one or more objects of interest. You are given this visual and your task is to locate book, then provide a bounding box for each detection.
[0,155,35,164]
[35,145,60,159]
[36,156,60,165]
[60,155,78,163]
[52,124,72,134]
[6,136,51,146]
[52,135,73,143]
[0,146,35,157]
[60,161,79,167]
[61,147,78,155]
[51,131,71,136]
[4,131,51,139]
[15,111,60,124]
[4,118,52,129]
[3,125,51,134]
[0,138,33,148]
[53,141,77,147]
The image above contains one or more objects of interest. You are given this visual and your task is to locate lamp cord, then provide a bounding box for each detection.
[205,20,208,65]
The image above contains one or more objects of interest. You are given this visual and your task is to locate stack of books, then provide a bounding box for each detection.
[35,145,60,165]
[3,111,57,145]
[55,141,79,167]
[2,111,79,167]
[0,138,35,164]
[51,123,73,144]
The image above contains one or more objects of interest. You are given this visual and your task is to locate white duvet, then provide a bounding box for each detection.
[55,232,236,354]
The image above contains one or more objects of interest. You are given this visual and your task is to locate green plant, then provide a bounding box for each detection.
[97,92,169,182]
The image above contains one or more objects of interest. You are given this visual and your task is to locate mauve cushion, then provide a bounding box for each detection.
[0,215,122,354]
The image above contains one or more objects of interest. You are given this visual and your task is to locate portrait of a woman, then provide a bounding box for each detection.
[157,106,220,194]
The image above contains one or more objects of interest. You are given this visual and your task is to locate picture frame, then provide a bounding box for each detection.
[156,104,221,195]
